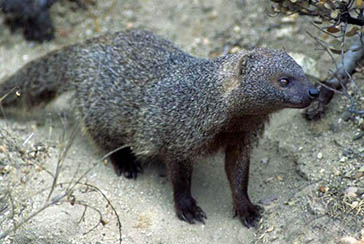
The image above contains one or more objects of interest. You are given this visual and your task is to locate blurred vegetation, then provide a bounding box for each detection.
[269,0,364,53]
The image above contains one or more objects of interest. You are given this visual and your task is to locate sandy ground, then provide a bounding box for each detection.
[0,0,363,243]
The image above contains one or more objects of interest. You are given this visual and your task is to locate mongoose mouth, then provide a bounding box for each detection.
[286,101,312,109]
[287,93,318,108]
[285,87,319,109]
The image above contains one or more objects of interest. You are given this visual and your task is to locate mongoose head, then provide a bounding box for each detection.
[224,48,319,115]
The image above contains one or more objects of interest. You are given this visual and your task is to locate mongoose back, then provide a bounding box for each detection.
[0,29,319,227]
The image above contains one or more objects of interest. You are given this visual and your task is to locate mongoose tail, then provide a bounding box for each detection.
[0,47,77,109]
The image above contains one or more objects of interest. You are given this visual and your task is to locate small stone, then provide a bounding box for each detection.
[230,46,241,53]
[345,187,358,197]
[233,26,240,33]
[353,131,364,141]
[351,201,359,208]
[354,172,363,179]
[333,168,341,176]
[318,186,327,193]
[317,152,323,159]
[209,10,218,20]
[0,145,8,153]
[86,29,93,36]
[203,38,209,45]
[266,226,274,232]
[342,111,352,121]
[281,13,298,23]
[260,157,269,164]
[359,166,364,172]
[286,200,296,206]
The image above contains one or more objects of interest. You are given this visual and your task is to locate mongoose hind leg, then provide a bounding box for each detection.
[225,140,263,228]
[167,160,207,224]
[80,108,143,179]
[110,147,143,179]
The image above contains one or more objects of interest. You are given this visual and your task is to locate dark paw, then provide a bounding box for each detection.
[110,147,143,179]
[113,160,143,179]
[234,204,263,228]
[175,194,207,224]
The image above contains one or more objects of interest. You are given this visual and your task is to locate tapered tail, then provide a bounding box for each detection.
[0,46,76,109]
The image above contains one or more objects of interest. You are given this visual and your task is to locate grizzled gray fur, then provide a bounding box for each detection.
[0,29,319,227]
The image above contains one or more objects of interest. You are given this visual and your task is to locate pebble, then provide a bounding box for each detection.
[345,187,358,197]
[317,152,323,159]
[260,157,269,164]
[354,172,363,179]
[0,145,8,153]
[233,26,240,33]
[353,131,364,141]
[318,186,327,193]
[341,111,352,121]
[351,201,359,208]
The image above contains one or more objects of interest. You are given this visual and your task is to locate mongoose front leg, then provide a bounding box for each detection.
[225,141,263,228]
[167,160,207,224]
[109,147,143,179]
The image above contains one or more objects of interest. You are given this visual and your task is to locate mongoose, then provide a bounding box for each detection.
[0,29,319,227]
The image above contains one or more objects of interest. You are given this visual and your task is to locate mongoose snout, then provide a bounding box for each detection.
[286,81,319,109]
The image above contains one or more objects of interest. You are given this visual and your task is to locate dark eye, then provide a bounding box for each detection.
[278,78,290,87]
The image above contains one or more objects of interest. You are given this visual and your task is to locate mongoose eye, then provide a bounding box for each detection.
[278,78,290,87]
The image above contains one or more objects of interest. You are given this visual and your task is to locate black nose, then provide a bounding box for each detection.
[308,87,319,98]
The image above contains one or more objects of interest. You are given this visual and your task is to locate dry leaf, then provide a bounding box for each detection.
[327,26,340,33]
[346,27,359,37]
[329,48,343,54]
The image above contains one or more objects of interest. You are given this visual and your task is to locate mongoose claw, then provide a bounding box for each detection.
[113,160,143,179]
[109,148,143,179]
[122,163,143,179]
[175,195,207,224]
[234,204,263,228]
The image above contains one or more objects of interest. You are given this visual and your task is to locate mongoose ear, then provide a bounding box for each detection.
[233,52,252,79]
[222,52,252,96]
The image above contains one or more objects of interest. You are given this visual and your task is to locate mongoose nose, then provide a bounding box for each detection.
[308,87,319,98]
